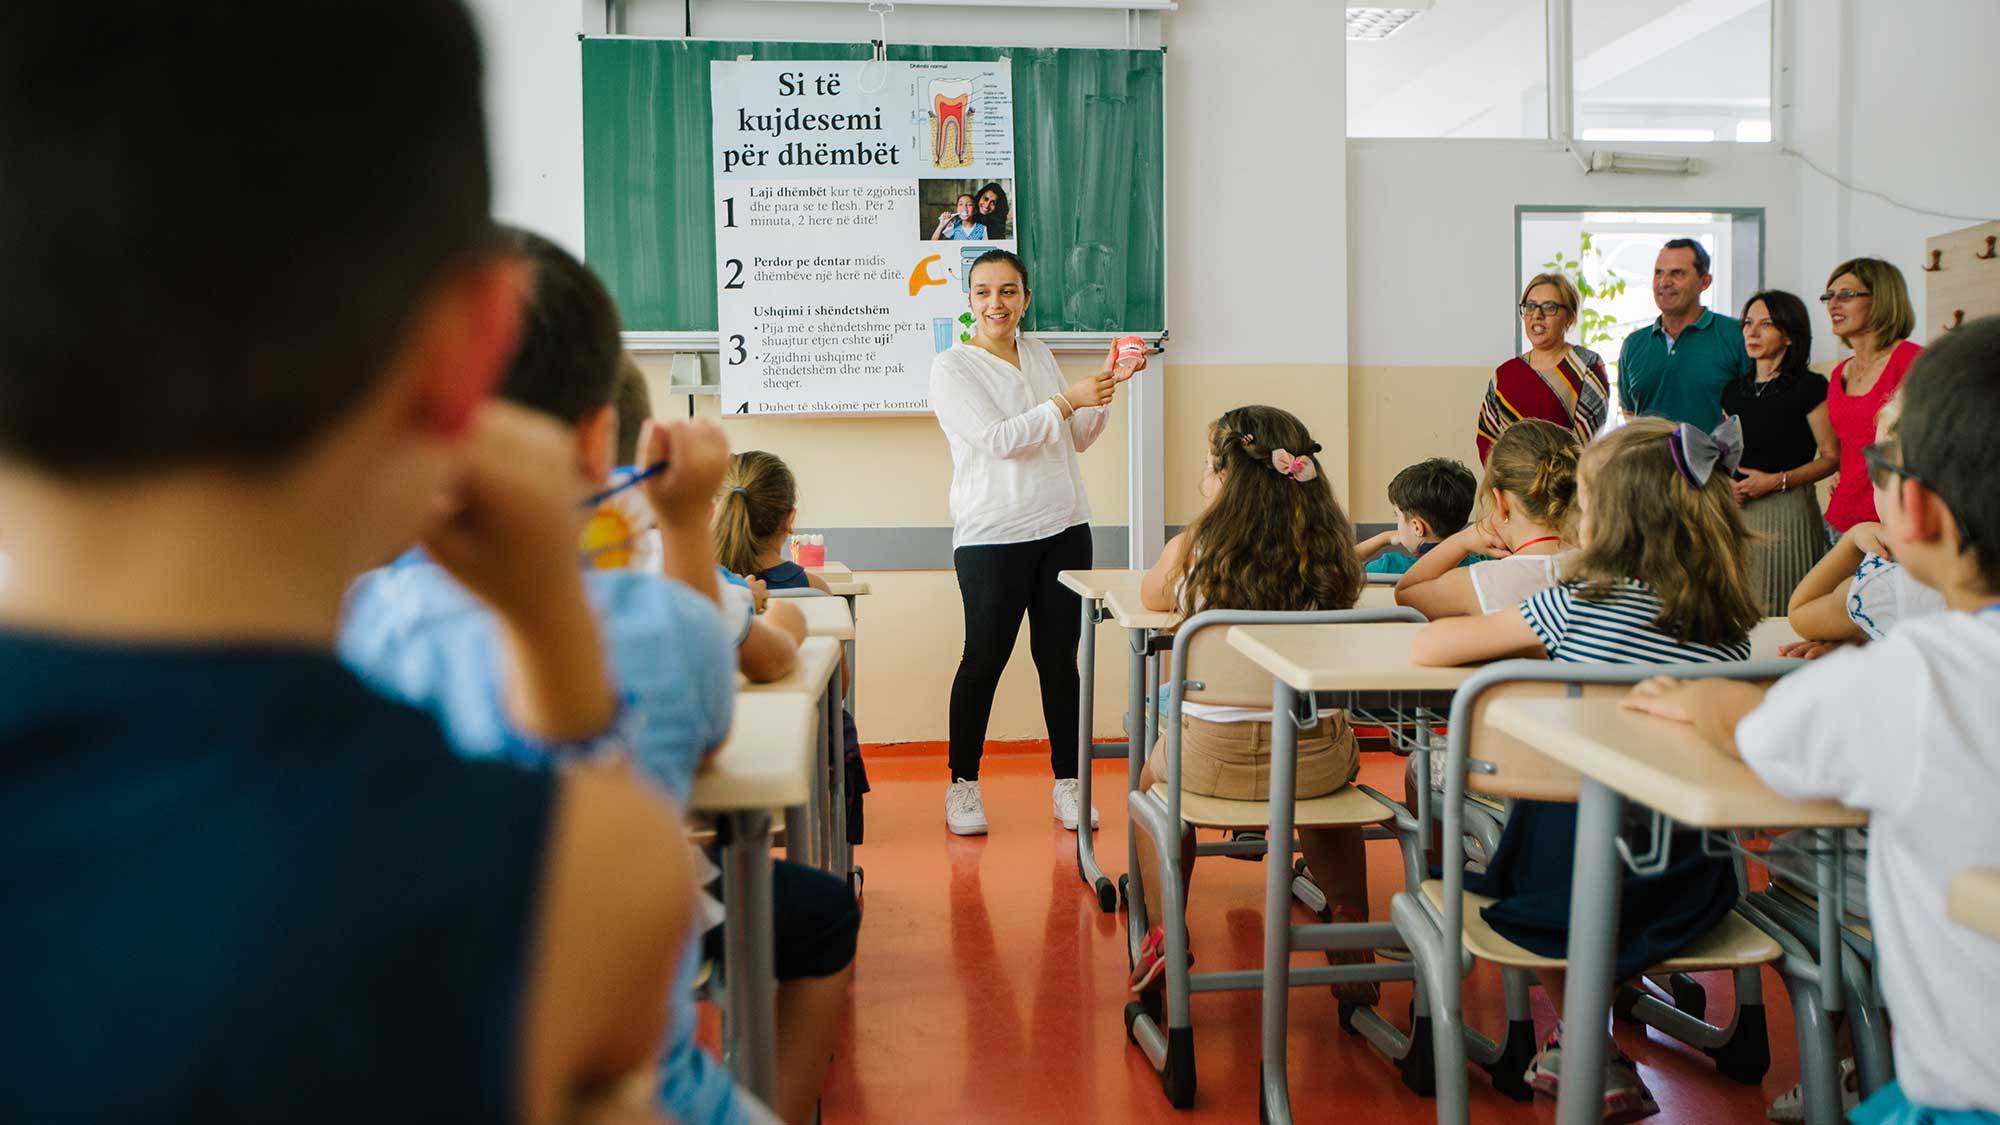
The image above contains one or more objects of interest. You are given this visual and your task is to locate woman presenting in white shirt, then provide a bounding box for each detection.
[929,249,1143,836]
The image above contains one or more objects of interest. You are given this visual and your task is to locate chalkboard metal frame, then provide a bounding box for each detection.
[582,35,1169,353]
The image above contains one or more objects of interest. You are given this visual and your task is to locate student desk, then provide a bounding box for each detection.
[1950,869,2000,940]
[1226,623,1476,1125]
[691,690,819,1104]
[786,600,859,888]
[741,636,844,877]
[1484,696,1867,1125]
[1057,569,1148,911]
[1750,616,1803,659]
[807,562,869,712]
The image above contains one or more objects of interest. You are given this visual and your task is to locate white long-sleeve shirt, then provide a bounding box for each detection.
[929,337,1108,548]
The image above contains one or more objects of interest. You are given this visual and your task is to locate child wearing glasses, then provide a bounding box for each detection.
[1627,318,2000,1125]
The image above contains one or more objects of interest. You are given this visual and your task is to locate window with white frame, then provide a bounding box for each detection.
[1348,0,1775,143]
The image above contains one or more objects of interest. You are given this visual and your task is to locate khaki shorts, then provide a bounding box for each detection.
[1148,712,1359,801]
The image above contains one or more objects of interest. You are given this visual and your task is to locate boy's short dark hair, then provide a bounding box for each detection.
[0,3,493,476]
[500,228,623,426]
[614,355,653,464]
[1387,457,1478,536]
[1896,316,2000,592]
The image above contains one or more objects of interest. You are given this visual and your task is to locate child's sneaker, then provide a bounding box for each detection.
[1766,1057,1859,1122]
[1128,925,1167,992]
[1524,1033,1660,1123]
[946,778,988,836]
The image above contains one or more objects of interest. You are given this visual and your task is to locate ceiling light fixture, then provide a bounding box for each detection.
[1346,2,1432,40]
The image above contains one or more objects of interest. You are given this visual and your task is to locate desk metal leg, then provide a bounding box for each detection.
[720,810,778,1103]
[1259,679,1301,1125]
[841,593,858,714]
[1556,778,1626,1125]
[824,676,848,879]
[1074,596,1116,911]
[1126,627,1150,917]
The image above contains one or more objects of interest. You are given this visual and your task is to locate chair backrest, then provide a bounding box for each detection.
[1431,658,1800,944]
[1180,626,1283,709]
[1173,607,1429,711]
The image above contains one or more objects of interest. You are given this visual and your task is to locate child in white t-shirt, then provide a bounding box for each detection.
[1785,391,1946,659]
[1626,318,2000,1124]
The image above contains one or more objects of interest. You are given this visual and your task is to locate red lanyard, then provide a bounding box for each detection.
[1512,535,1561,552]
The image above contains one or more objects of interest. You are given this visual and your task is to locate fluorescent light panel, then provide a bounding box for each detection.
[1346,4,1429,40]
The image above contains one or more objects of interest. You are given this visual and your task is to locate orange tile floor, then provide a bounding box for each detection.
[809,745,1808,1123]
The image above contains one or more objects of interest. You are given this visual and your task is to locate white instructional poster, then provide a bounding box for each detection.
[712,59,1016,414]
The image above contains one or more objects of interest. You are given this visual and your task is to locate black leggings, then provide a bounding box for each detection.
[949,522,1092,780]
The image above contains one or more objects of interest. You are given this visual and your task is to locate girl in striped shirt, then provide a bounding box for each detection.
[1413,417,1761,1123]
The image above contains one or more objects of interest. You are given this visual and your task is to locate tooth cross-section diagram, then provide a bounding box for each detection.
[929,78,973,169]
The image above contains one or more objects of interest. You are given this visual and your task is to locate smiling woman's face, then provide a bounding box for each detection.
[977,190,999,215]
[968,259,1029,340]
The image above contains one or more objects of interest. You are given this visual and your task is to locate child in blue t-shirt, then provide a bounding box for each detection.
[0,15,693,1122]
[343,231,855,1125]
[1357,457,1481,575]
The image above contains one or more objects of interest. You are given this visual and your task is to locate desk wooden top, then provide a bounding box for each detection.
[807,563,870,598]
[691,692,817,811]
[1357,585,1398,609]
[1485,697,1867,829]
[740,636,842,697]
[1105,587,1177,631]
[1750,617,1803,660]
[790,596,854,640]
[1950,870,2000,940]
[1058,567,1145,601]
[1227,622,1477,692]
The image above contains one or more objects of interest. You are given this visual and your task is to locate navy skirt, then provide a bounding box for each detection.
[1464,800,1739,980]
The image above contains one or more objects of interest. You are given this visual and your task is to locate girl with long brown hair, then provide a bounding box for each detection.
[1128,405,1374,998]
[1411,417,1759,1120]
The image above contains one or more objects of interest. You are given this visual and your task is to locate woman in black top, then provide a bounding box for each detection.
[1722,289,1838,614]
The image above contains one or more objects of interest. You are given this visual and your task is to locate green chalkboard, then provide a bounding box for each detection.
[581,37,1165,335]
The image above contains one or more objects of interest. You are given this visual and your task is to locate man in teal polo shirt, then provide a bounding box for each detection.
[1617,238,1751,429]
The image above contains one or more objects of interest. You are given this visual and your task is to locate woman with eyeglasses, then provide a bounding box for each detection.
[1475,272,1609,463]
[1722,289,1837,614]
[1821,257,1923,537]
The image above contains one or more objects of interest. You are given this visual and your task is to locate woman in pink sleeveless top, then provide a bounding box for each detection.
[1821,257,1922,534]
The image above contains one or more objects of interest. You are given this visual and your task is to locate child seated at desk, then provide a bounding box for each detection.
[1127,405,1380,1002]
[0,13,693,1122]
[1395,418,1579,621]
[714,449,870,847]
[1627,320,2000,1125]
[607,361,807,682]
[342,232,855,1125]
[1413,417,1761,1122]
[1358,456,1479,575]
[1786,393,1947,661]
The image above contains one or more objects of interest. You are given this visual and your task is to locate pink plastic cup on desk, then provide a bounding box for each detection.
[793,535,826,569]
[1113,335,1147,380]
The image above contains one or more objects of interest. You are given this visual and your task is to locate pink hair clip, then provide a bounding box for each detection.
[1269,448,1318,483]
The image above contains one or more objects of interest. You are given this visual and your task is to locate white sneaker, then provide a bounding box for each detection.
[1053,778,1099,831]
[946,779,988,836]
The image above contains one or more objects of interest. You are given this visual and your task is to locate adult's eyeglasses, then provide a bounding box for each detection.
[1519,301,1570,319]
[1819,289,1872,304]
